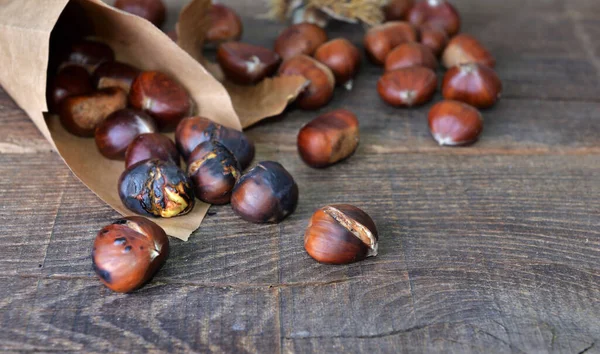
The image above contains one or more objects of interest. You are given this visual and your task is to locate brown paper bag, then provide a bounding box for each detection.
[0,0,305,240]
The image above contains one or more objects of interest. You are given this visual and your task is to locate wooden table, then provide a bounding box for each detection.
[1,0,599,352]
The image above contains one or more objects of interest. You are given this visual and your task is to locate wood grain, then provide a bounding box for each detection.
[0,0,599,353]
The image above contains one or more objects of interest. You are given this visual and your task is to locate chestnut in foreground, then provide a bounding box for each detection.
[95,109,157,160]
[407,0,461,36]
[297,109,360,168]
[314,38,361,89]
[428,100,483,146]
[129,71,193,131]
[442,63,503,108]
[48,65,93,113]
[217,42,281,85]
[384,42,438,72]
[175,116,255,169]
[363,21,417,65]
[59,87,128,137]
[231,161,298,223]
[206,4,243,45]
[274,23,328,60]
[93,61,141,93]
[304,204,378,264]
[377,66,437,107]
[125,133,180,168]
[66,40,115,70]
[114,0,166,28]
[188,141,241,204]
[119,159,194,218]
[92,216,169,293]
[278,55,335,110]
[442,34,496,69]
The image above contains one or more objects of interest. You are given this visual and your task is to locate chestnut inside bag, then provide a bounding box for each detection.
[0,0,305,240]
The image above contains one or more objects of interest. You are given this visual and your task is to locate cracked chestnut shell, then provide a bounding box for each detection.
[297,109,360,168]
[442,34,496,69]
[66,40,115,71]
[59,87,128,137]
[314,38,361,89]
[428,100,483,146]
[175,116,255,169]
[206,4,243,45]
[125,133,180,168]
[129,71,193,131]
[119,159,195,218]
[407,0,461,36]
[274,23,328,60]
[377,66,437,107]
[363,21,417,65]
[95,108,157,160]
[187,141,241,205]
[47,65,93,113]
[278,55,335,110]
[114,0,166,28]
[384,42,438,72]
[92,61,141,93]
[442,63,503,108]
[217,42,281,85]
[304,204,378,264]
[231,161,299,223]
[92,216,169,293]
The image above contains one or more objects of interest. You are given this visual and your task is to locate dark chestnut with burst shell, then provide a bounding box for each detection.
[125,133,180,168]
[231,161,299,223]
[119,159,194,218]
[95,108,157,160]
[92,216,169,293]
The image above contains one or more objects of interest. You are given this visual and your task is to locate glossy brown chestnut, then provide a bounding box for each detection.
[278,55,335,110]
[231,161,298,223]
[442,34,496,69]
[304,204,378,264]
[274,23,328,60]
[66,40,115,71]
[129,71,193,131]
[92,61,141,93]
[428,100,483,146]
[363,21,418,65]
[119,159,195,218]
[377,66,437,107]
[187,141,241,205]
[175,116,255,169]
[384,42,438,72]
[216,42,281,85]
[92,216,169,293]
[206,4,243,45]
[384,0,415,21]
[114,0,166,28]
[297,109,360,168]
[407,0,461,36]
[47,65,93,113]
[125,133,180,168]
[95,109,157,160]
[59,87,128,137]
[314,38,361,89]
[442,63,502,108]
[418,23,448,56]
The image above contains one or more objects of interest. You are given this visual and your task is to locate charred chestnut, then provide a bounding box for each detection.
[66,40,115,71]
[94,109,157,160]
[92,61,141,93]
[304,204,378,264]
[231,161,298,223]
[129,71,193,131]
[175,116,255,169]
[118,159,194,218]
[59,87,128,137]
[125,133,180,168]
[47,65,93,113]
[187,141,241,204]
[92,216,169,293]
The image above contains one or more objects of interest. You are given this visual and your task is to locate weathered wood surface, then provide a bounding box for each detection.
[1,0,599,353]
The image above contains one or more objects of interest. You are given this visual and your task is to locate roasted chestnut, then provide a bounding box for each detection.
[125,133,180,168]
[216,42,281,85]
[175,116,255,169]
[59,87,128,137]
[47,65,93,113]
[129,71,193,131]
[231,161,299,223]
[274,23,328,60]
[119,159,195,218]
[278,55,335,110]
[94,109,156,159]
[66,40,115,71]
[114,0,166,28]
[187,141,241,204]
[304,204,378,264]
[92,216,169,293]
[92,61,141,93]
[206,4,243,45]
[297,109,360,168]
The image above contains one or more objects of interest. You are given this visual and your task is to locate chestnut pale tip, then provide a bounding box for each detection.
[323,205,378,257]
